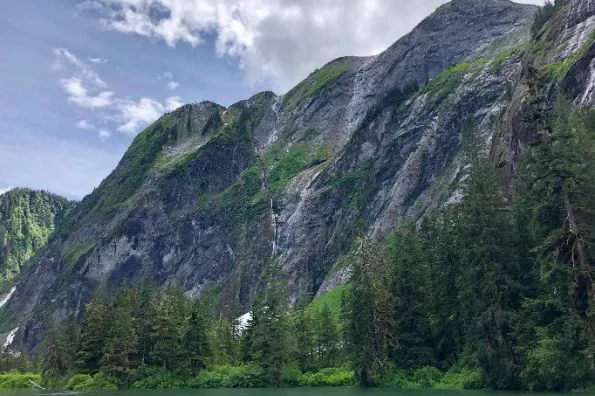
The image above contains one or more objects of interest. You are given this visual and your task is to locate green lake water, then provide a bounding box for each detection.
[0,390,591,396]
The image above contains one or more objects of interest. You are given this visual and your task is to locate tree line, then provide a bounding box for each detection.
[39,267,345,389]
[38,100,593,390]
[345,101,595,390]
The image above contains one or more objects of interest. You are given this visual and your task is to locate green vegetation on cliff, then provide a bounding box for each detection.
[283,63,348,109]
[344,106,595,390]
[0,188,71,287]
[37,102,594,391]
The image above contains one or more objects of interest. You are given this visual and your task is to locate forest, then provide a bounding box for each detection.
[7,99,587,391]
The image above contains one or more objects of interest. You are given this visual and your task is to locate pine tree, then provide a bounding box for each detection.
[421,210,465,368]
[344,237,394,386]
[293,297,315,371]
[316,303,339,368]
[134,276,158,366]
[249,261,290,386]
[183,300,212,375]
[386,222,434,368]
[151,285,188,372]
[520,101,595,387]
[212,317,240,365]
[76,290,111,374]
[101,285,139,380]
[457,117,523,389]
[39,325,73,387]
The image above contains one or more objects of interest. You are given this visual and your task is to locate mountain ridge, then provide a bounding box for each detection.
[2,0,594,352]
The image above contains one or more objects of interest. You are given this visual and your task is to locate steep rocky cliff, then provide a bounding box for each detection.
[2,0,594,351]
[0,189,71,288]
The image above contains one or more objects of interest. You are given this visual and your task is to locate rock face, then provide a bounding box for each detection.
[2,0,594,351]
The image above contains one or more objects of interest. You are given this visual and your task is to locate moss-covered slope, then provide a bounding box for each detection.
[0,189,72,287]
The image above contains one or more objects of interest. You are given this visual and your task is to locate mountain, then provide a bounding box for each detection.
[0,189,72,288]
[2,0,594,351]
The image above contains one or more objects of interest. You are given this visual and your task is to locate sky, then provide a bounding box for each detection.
[0,0,545,200]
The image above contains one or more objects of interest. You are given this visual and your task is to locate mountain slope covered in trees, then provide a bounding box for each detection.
[1,2,594,385]
[0,189,72,289]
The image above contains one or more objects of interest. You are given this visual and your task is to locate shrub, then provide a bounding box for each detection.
[130,366,185,389]
[412,366,443,388]
[298,368,356,387]
[281,364,301,387]
[377,369,419,389]
[522,334,591,391]
[0,374,41,389]
[65,374,95,390]
[91,373,118,389]
[189,365,268,388]
[435,368,484,389]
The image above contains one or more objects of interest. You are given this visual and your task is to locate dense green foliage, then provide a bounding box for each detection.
[39,262,352,389]
[0,188,71,287]
[36,102,594,391]
[27,2,595,391]
[283,63,347,108]
[0,374,41,389]
[343,106,595,390]
[265,143,329,194]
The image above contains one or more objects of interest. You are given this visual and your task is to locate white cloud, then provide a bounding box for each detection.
[165,96,183,111]
[89,57,108,64]
[115,97,165,134]
[76,119,96,129]
[59,77,114,108]
[53,48,184,134]
[0,187,13,196]
[98,129,112,140]
[55,49,113,110]
[82,0,545,92]
[54,48,107,87]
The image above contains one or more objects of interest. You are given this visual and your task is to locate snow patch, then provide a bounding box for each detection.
[0,286,16,308]
[236,311,252,332]
[447,189,465,205]
[3,327,18,349]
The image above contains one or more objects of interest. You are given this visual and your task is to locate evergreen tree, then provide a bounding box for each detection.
[39,325,73,387]
[134,276,158,366]
[344,238,394,386]
[386,222,434,368]
[101,284,139,380]
[63,314,81,364]
[520,101,595,387]
[293,296,315,371]
[421,210,465,368]
[151,285,188,372]
[249,261,290,386]
[212,317,240,365]
[183,300,212,375]
[76,290,111,374]
[457,117,523,389]
[316,303,339,368]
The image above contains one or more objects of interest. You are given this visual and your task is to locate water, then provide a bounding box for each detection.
[0,389,590,396]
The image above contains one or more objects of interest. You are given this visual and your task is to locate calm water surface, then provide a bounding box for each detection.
[0,390,591,396]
